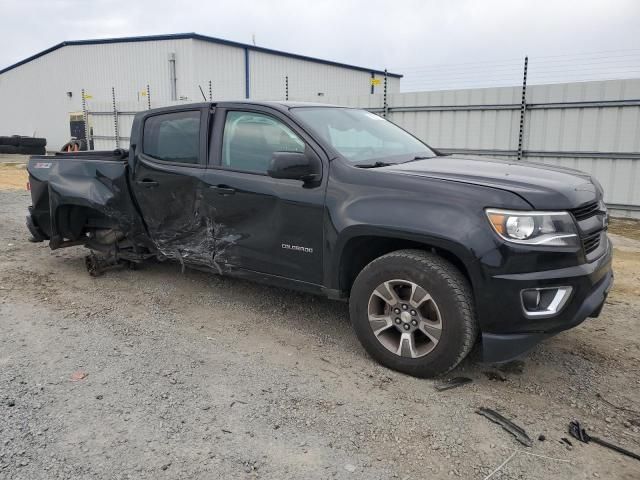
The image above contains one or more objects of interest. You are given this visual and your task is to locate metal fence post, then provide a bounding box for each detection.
[383,69,388,118]
[208,80,212,101]
[517,56,528,160]
[81,88,89,142]
[111,87,120,149]
[146,84,151,110]
[285,76,289,101]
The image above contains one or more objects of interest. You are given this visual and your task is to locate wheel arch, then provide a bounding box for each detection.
[330,227,480,297]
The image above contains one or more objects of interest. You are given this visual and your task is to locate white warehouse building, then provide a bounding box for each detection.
[0,33,401,150]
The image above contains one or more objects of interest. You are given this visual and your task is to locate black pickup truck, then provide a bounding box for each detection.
[26,101,613,377]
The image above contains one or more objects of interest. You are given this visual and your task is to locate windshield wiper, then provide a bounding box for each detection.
[355,161,394,168]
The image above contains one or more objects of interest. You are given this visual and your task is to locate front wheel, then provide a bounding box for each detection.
[349,249,478,378]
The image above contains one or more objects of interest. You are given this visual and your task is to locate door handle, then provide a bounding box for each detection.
[136,179,159,188]
[210,185,236,195]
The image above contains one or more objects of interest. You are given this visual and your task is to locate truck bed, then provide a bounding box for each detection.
[27,149,136,244]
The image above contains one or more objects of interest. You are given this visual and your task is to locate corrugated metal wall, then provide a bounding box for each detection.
[191,40,246,101]
[0,38,398,150]
[301,79,640,218]
[0,39,195,150]
[249,50,399,101]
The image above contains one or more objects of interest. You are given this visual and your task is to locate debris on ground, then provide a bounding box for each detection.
[561,437,573,447]
[497,360,525,375]
[483,370,507,382]
[476,407,533,447]
[434,376,473,391]
[569,420,640,461]
[70,371,88,381]
[483,451,518,479]
[595,392,640,415]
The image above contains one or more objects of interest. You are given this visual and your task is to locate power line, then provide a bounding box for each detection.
[394,50,640,74]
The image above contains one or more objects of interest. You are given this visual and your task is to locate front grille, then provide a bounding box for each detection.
[582,231,601,254]
[571,201,599,221]
[570,201,606,256]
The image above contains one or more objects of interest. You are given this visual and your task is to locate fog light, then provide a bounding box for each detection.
[520,287,573,318]
[521,289,541,310]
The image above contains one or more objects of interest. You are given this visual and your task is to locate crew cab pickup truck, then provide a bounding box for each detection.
[26,101,613,377]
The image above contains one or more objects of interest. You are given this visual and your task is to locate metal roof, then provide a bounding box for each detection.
[0,32,403,77]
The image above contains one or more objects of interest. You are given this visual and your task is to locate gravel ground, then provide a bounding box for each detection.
[1,175,640,479]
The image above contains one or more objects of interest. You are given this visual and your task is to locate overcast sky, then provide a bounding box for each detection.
[2,0,640,90]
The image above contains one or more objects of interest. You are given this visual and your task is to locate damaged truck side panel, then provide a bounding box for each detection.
[26,101,613,378]
[28,152,148,253]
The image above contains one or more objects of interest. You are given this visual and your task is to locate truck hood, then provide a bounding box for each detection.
[383,155,599,209]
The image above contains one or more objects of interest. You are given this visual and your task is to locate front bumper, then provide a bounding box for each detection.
[480,237,613,363]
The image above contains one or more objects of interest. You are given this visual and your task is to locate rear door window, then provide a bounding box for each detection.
[143,111,201,164]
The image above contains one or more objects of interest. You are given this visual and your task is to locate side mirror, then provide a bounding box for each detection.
[267,151,319,182]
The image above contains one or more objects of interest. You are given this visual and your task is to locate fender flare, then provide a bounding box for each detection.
[326,224,483,294]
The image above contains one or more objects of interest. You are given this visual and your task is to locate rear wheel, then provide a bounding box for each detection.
[349,249,477,378]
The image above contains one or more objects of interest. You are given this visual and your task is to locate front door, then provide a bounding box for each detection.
[201,106,326,285]
[131,107,213,266]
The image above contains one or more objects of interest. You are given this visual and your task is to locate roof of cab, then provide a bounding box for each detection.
[141,101,349,115]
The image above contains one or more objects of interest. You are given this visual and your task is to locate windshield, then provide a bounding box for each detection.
[292,107,435,164]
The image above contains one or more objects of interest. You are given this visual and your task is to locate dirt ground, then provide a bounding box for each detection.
[0,162,28,190]
[1,159,639,479]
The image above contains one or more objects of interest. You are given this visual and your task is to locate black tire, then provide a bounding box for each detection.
[349,249,478,378]
[0,136,19,146]
[17,137,46,147]
[17,145,46,155]
[0,145,19,154]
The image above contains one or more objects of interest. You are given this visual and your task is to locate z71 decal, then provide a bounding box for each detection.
[33,162,52,169]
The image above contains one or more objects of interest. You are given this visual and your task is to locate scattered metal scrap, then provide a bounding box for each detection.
[434,376,473,392]
[569,420,640,461]
[560,437,573,447]
[476,407,533,447]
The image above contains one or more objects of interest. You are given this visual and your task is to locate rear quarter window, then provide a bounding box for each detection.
[143,111,200,164]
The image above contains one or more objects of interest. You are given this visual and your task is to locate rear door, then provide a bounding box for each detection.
[131,107,214,265]
[201,105,327,285]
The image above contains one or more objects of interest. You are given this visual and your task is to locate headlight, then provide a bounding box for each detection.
[485,209,579,246]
